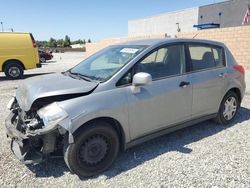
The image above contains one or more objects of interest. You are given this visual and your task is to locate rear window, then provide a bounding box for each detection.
[188,44,225,71]
[30,33,37,48]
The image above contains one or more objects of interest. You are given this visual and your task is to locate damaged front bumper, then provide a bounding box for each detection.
[5,111,64,164]
[5,112,43,164]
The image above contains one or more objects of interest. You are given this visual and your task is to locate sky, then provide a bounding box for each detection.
[1,0,224,41]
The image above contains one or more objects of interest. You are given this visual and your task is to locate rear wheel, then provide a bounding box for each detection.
[63,121,119,177]
[4,62,24,79]
[215,91,240,124]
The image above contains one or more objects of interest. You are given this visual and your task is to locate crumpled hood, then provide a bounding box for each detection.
[16,73,98,111]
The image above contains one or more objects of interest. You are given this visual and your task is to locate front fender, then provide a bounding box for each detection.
[57,88,130,143]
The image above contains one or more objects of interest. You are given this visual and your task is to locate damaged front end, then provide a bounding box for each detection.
[5,98,68,164]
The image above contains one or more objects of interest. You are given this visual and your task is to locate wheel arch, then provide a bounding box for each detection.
[2,59,25,71]
[72,117,126,151]
[227,87,242,103]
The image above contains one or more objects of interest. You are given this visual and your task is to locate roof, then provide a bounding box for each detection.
[0,32,30,35]
[118,38,225,47]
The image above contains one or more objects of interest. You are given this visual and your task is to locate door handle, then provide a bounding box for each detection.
[179,81,190,88]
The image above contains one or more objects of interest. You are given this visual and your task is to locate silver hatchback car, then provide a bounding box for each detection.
[6,38,245,177]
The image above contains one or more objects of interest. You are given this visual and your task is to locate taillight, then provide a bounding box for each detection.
[233,64,245,75]
[30,33,37,48]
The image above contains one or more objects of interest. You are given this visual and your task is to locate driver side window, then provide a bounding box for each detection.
[117,68,133,87]
[117,44,186,86]
[135,44,186,80]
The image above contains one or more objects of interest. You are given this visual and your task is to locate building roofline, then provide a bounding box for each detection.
[128,0,231,23]
[128,7,199,22]
[199,0,232,8]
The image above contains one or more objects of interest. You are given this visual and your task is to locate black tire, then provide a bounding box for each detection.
[215,91,240,125]
[63,121,120,177]
[4,62,24,79]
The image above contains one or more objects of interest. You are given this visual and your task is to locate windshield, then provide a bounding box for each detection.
[69,45,147,82]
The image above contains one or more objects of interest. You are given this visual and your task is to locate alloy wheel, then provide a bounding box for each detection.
[8,66,21,78]
[223,96,237,120]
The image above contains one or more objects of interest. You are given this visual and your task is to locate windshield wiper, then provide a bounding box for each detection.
[68,71,93,82]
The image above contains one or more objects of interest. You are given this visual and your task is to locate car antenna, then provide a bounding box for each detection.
[192,33,199,39]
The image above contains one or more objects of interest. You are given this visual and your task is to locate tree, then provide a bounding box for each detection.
[36,41,48,48]
[64,35,71,47]
[57,39,64,47]
[71,39,84,45]
[36,36,88,48]
[48,38,57,48]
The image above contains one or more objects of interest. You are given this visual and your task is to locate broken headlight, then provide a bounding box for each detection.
[37,102,68,132]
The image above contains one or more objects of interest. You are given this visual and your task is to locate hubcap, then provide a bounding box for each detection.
[79,135,108,166]
[8,66,20,77]
[223,96,237,120]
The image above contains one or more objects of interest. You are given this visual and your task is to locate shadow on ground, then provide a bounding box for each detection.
[26,107,250,179]
[0,72,54,81]
[41,61,57,65]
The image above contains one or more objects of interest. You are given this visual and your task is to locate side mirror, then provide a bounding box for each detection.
[131,72,152,93]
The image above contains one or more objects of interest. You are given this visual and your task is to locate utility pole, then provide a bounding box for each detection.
[0,22,3,32]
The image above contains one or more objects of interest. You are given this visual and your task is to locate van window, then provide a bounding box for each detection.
[188,44,224,71]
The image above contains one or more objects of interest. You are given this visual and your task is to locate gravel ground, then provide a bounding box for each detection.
[0,52,250,187]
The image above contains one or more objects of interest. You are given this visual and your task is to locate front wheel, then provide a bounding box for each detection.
[63,121,120,177]
[215,91,240,125]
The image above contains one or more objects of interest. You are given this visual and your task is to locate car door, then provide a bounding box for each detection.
[187,43,228,117]
[119,44,193,140]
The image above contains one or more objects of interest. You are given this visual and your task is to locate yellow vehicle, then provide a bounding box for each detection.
[0,32,41,79]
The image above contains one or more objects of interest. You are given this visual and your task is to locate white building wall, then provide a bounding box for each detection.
[70,44,85,48]
[128,0,250,37]
[128,7,199,37]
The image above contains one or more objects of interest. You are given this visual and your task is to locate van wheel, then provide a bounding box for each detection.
[215,91,239,125]
[63,121,119,177]
[4,62,24,79]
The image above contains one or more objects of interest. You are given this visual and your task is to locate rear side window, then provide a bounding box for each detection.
[188,44,225,71]
[212,47,224,67]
